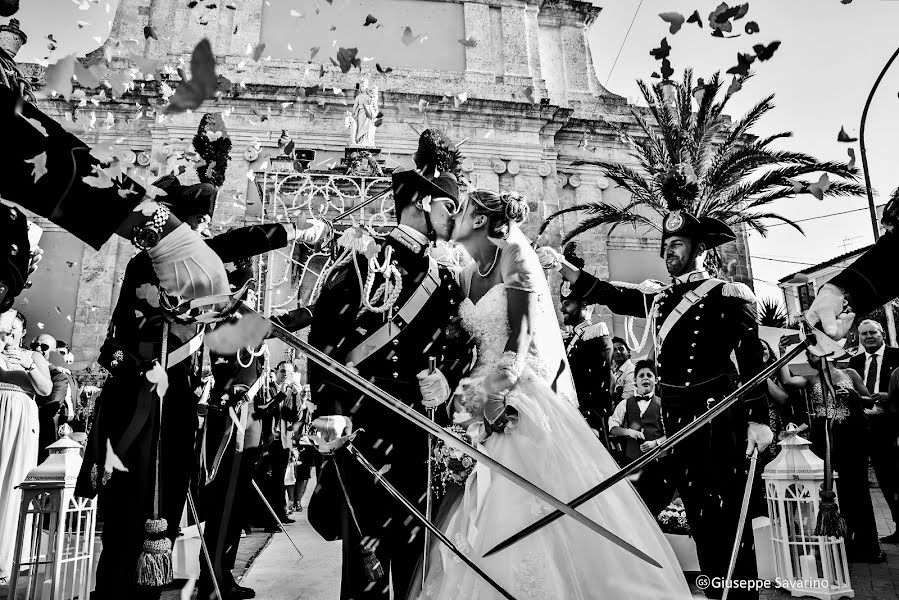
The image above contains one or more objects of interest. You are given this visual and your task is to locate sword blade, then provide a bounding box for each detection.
[206,308,662,569]
[722,450,758,600]
[347,444,518,600]
[251,480,305,559]
[483,340,811,557]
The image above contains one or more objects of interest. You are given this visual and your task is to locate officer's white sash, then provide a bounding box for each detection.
[656,279,723,349]
[346,258,440,367]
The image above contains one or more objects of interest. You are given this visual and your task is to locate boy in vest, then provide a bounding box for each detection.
[608,360,672,516]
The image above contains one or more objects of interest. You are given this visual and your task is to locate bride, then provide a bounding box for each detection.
[413,190,691,599]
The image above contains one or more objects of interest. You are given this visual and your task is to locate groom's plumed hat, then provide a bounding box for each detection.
[659,164,735,257]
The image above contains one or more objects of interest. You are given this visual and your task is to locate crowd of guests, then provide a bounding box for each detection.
[566,304,899,564]
[0,313,81,582]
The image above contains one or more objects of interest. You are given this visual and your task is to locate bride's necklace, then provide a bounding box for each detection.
[477,247,500,277]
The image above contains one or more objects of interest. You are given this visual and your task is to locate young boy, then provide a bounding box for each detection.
[608,359,672,515]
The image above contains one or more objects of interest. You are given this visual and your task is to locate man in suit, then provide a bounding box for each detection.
[30,333,77,462]
[849,319,899,543]
[306,168,476,600]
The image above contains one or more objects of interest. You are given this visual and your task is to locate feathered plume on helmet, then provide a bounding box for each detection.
[414,129,463,179]
[659,163,699,212]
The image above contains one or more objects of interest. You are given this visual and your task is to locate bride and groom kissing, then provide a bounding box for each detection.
[305,165,692,599]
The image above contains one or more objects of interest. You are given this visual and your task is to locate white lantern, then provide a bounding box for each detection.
[8,428,97,600]
[762,425,853,599]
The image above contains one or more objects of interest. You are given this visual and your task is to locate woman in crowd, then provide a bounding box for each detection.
[0,309,52,582]
[760,340,790,463]
[779,350,885,563]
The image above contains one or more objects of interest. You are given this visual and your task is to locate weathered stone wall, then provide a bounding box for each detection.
[24,0,752,371]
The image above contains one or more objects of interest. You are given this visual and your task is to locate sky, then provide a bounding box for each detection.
[12,0,899,302]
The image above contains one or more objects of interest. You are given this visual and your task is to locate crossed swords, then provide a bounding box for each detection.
[202,302,837,593]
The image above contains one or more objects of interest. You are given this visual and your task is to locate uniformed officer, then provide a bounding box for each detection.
[538,167,772,600]
[306,168,476,600]
[74,175,312,600]
[560,277,613,445]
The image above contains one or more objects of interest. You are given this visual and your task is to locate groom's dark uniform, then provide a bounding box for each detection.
[567,209,766,600]
[307,173,475,600]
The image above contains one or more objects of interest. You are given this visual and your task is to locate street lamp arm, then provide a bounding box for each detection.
[860,43,899,242]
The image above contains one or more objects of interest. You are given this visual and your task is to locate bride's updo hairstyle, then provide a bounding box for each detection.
[468,190,530,240]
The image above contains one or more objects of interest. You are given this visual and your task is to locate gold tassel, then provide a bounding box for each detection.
[362,545,384,582]
[135,518,174,586]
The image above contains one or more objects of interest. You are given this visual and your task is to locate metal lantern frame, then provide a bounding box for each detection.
[8,434,97,600]
[762,427,853,599]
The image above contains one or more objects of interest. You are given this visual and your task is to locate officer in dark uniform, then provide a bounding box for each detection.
[306,169,476,600]
[197,262,268,600]
[559,263,614,446]
[73,177,305,600]
[539,168,772,600]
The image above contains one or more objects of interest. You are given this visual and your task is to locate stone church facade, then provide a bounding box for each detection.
[9,0,752,376]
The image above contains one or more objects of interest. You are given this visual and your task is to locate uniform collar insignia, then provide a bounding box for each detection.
[672,269,710,285]
[573,320,592,335]
[388,225,429,256]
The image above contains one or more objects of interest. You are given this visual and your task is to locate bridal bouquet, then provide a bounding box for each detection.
[656,497,691,535]
[430,424,477,498]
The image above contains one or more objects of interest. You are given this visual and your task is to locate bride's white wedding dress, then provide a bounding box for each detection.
[417,226,691,599]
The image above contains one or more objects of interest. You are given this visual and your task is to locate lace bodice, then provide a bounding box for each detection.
[459,275,577,408]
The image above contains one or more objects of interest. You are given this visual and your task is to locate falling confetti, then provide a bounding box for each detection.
[837,126,858,143]
[402,26,421,46]
[25,152,48,182]
[659,12,685,34]
[649,38,671,61]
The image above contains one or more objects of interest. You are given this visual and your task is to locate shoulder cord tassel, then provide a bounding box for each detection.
[813,358,847,538]
[136,322,174,587]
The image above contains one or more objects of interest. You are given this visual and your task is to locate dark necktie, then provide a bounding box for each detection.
[866,354,879,393]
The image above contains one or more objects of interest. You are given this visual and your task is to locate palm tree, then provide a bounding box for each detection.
[758,296,790,328]
[540,70,865,266]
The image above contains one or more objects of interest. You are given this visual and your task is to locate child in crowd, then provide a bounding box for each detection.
[608,359,672,516]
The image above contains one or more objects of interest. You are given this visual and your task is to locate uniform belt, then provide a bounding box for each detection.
[658,372,733,391]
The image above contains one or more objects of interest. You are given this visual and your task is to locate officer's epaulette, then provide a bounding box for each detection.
[721,281,756,303]
[581,322,610,341]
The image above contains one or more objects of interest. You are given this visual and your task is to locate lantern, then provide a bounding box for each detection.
[8,427,97,600]
[762,424,853,599]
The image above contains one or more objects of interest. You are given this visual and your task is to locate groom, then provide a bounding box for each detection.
[306,168,476,599]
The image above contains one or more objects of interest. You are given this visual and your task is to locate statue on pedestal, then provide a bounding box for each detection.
[347,79,378,147]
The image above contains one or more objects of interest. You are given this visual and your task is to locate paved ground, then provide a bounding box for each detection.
[2,471,895,599]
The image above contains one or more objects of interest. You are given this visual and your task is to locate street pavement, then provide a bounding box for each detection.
[237,471,899,600]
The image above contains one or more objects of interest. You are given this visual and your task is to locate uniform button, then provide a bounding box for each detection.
[689,356,694,360]
[695,316,701,320]
[691,343,696,347]
[685,382,691,386]
[687,368,692,373]
[391,356,399,362]
[699,303,704,308]
[693,331,699,334]
[392,372,399,379]
[392,339,399,346]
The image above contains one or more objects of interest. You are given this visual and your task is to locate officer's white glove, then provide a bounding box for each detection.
[746,422,774,456]
[417,368,451,408]
[535,246,564,272]
[805,283,855,341]
[292,216,330,246]
[148,223,229,303]
[312,415,352,442]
